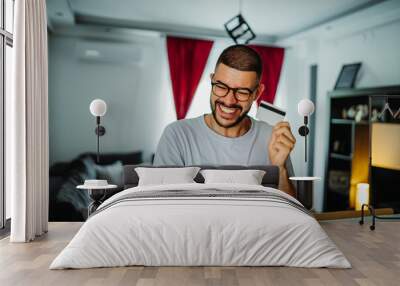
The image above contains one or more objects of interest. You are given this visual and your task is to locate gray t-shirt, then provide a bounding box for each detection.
[153,115,294,176]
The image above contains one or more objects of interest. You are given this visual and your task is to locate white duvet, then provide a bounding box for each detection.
[50,183,351,269]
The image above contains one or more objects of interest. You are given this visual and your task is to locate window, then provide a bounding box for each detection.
[1,0,14,230]
[5,0,13,33]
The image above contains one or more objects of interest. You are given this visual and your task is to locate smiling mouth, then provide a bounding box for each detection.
[220,104,237,114]
[216,103,241,118]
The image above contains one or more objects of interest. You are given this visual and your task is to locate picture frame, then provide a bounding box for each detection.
[334,63,362,90]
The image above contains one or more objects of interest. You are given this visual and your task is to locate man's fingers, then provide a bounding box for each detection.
[280,131,296,146]
[273,121,290,131]
[277,134,295,149]
[273,122,296,143]
[269,123,296,151]
[269,128,277,146]
[274,127,296,144]
[274,142,291,153]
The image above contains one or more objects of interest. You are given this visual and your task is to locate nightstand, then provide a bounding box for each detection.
[289,177,320,210]
[77,182,117,217]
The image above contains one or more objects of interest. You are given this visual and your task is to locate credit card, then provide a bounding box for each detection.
[256,101,286,126]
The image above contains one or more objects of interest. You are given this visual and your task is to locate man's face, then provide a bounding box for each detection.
[210,63,260,128]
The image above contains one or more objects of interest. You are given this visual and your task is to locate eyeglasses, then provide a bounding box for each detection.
[211,80,258,102]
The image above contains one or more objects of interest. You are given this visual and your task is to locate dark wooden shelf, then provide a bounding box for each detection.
[331,119,368,125]
[328,188,350,195]
[328,85,400,98]
[371,120,400,125]
[330,153,352,160]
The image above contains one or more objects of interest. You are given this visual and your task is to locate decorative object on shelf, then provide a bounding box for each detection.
[89,99,107,164]
[355,104,368,122]
[379,102,392,120]
[328,170,350,194]
[297,99,315,162]
[371,108,379,121]
[354,107,362,122]
[341,108,347,119]
[378,102,400,120]
[77,180,117,216]
[289,177,320,210]
[334,62,361,90]
[355,183,369,211]
[224,0,256,44]
[347,106,356,119]
[333,140,340,152]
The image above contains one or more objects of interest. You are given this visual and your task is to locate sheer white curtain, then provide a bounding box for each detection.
[9,0,49,242]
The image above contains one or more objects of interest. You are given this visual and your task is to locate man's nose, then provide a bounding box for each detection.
[223,89,238,105]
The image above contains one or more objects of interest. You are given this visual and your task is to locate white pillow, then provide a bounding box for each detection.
[200,169,266,185]
[135,167,201,186]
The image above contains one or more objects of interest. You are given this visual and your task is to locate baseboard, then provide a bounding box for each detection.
[315,208,394,221]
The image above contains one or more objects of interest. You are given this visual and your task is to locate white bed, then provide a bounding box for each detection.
[50,183,351,269]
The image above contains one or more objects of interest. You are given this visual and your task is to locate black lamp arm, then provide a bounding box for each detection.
[298,116,310,162]
[94,116,106,165]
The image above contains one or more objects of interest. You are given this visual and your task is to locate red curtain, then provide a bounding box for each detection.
[167,36,213,120]
[248,45,285,105]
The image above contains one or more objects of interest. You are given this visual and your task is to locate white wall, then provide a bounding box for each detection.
[48,34,176,164]
[275,19,400,211]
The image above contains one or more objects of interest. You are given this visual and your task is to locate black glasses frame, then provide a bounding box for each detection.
[211,80,258,102]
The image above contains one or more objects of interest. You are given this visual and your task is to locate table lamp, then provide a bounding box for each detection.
[89,99,107,164]
[76,99,112,217]
[290,98,320,210]
[297,99,315,162]
[355,183,370,211]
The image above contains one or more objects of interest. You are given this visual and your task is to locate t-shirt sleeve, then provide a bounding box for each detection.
[153,124,185,166]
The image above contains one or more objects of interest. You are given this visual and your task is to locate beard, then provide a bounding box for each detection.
[210,98,251,128]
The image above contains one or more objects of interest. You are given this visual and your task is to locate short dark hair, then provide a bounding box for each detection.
[215,45,262,80]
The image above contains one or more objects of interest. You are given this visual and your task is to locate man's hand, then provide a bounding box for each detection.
[268,121,296,167]
[268,121,296,197]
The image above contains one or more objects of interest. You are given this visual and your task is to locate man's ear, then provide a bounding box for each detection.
[254,83,265,102]
[210,73,214,80]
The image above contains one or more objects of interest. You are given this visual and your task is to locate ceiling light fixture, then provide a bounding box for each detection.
[224,0,256,44]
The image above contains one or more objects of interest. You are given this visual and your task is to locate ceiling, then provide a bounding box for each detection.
[48,0,385,42]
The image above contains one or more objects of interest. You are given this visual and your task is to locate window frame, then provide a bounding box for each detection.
[0,0,14,230]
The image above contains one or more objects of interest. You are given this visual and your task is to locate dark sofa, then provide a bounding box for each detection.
[49,151,143,222]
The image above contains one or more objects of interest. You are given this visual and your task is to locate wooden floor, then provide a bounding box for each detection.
[0,219,399,286]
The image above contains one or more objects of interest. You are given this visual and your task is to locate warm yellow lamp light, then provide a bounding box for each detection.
[371,123,400,170]
[355,183,370,211]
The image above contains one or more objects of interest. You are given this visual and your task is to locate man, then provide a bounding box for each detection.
[154,45,296,197]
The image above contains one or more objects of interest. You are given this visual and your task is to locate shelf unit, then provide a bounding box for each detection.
[324,86,400,212]
[331,118,369,125]
[330,153,352,161]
